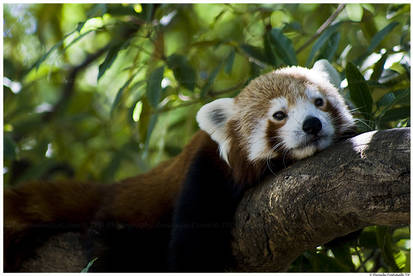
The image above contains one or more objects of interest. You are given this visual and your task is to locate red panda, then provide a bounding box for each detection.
[4,60,356,272]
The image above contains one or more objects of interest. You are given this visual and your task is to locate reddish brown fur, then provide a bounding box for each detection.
[96,131,216,226]
[4,65,354,271]
[4,131,217,271]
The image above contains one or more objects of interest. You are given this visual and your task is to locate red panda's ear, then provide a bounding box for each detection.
[312,59,341,89]
[196,98,235,162]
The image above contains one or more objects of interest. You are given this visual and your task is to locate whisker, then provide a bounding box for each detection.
[354,118,375,130]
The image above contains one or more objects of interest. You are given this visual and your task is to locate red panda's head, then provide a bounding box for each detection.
[196,60,355,185]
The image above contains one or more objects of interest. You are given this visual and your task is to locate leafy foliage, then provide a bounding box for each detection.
[3,3,410,272]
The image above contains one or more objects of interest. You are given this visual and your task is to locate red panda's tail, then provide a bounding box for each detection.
[4,180,104,271]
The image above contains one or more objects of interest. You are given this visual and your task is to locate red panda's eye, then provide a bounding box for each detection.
[273,111,287,121]
[315,98,324,107]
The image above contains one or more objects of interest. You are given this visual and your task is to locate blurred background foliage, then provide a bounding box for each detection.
[3,3,410,272]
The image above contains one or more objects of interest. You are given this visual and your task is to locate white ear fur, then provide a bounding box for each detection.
[196,98,235,163]
[312,59,341,89]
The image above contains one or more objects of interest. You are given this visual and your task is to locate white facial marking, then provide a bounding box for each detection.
[279,91,335,159]
[306,87,323,100]
[247,97,287,162]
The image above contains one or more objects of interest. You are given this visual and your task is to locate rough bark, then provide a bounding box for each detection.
[231,128,410,271]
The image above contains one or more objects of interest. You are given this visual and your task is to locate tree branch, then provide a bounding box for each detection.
[231,128,410,271]
[16,128,410,272]
[296,4,346,54]
[42,45,110,122]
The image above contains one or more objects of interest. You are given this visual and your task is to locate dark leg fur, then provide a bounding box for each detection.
[168,148,243,272]
[86,220,172,272]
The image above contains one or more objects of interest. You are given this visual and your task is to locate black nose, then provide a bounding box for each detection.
[302,116,322,135]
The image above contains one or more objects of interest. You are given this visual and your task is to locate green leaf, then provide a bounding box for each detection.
[370,53,388,81]
[389,63,406,75]
[17,159,57,184]
[316,31,340,62]
[376,226,400,271]
[143,114,159,158]
[267,28,297,66]
[306,22,341,67]
[263,32,278,67]
[81,258,98,273]
[4,135,17,161]
[282,21,302,32]
[87,4,107,18]
[377,89,409,109]
[330,246,354,271]
[345,62,373,118]
[101,152,123,182]
[346,4,364,22]
[366,22,399,54]
[380,107,410,123]
[377,93,396,109]
[386,4,410,19]
[166,54,196,91]
[63,29,95,51]
[403,251,410,272]
[30,29,77,71]
[359,227,379,249]
[111,76,134,117]
[225,50,236,74]
[393,227,411,242]
[146,66,165,108]
[240,44,268,65]
[98,45,122,81]
[140,4,155,22]
[106,4,137,17]
[200,62,223,98]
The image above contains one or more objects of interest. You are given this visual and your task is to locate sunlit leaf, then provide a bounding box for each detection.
[346,4,364,22]
[393,227,411,242]
[402,251,410,272]
[389,63,406,75]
